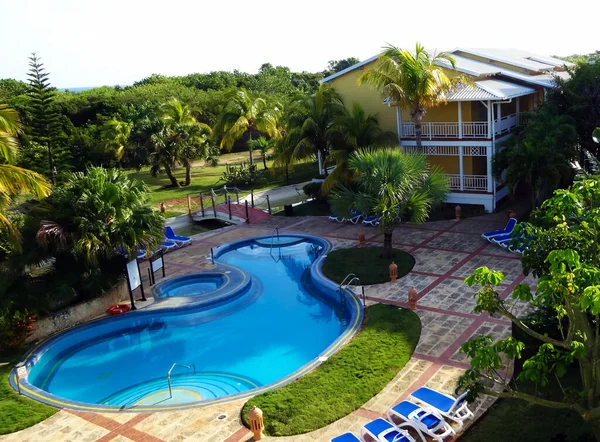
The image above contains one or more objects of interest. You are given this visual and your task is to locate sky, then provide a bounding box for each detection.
[2,0,599,88]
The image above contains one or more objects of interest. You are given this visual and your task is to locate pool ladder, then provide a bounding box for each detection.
[167,362,196,399]
[338,273,365,306]
[269,227,281,263]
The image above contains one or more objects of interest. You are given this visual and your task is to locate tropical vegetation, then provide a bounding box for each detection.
[242,304,420,436]
[458,176,600,440]
[331,149,448,258]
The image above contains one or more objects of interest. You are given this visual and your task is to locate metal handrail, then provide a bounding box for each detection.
[338,274,365,305]
[167,363,193,398]
[338,273,356,291]
[269,228,281,262]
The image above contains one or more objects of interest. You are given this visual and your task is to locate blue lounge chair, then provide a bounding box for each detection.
[491,232,522,245]
[137,248,148,259]
[165,226,192,246]
[348,211,363,224]
[408,387,473,428]
[360,418,420,442]
[362,215,381,227]
[387,401,454,442]
[329,214,346,222]
[481,218,518,242]
[160,240,178,252]
[329,432,361,442]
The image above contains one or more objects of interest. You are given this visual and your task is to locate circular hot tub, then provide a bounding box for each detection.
[153,274,227,298]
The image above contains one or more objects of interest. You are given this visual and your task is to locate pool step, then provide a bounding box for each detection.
[101,372,259,408]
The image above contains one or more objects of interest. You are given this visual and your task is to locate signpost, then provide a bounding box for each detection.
[125,258,145,309]
[149,250,166,285]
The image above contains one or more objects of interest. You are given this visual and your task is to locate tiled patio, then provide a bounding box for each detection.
[2,212,536,442]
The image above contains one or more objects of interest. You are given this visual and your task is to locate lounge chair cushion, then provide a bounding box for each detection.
[330,432,361,442]
[391,401,441,430]
[363,418,411,442]
[411,387,455,413]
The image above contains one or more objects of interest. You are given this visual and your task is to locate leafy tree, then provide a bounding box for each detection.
[247,136,271,170]
[0,79,28,103]
[323,103,395,194]
[547,61,600,159]
[25,53,63,183]
[493,108,578,207]
[36,167,163,262]
[458,176,600,440]
[0,104,51,247]
[331,149,448,258]
[286,84,346,176]
[214,89,280,167]
[359,43,468,149]
[325,58,361,75]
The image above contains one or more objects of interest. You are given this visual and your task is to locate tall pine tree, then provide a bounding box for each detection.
[26,53,62,183]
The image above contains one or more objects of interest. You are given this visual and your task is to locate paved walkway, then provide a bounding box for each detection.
[2,213,535,442]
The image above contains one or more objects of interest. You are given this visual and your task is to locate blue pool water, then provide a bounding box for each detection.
[153,274,225,298]
[22,235,359,410]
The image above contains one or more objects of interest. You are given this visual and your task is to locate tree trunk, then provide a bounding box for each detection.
[248,131,253,167]
[263,154,268,170]
[164,164,180,188]
[184,165,192,186]
[382,227,394,259]
[47,142,55,184]
[414,116,423,149]
[321,150,328,177]
[285,165,289,181]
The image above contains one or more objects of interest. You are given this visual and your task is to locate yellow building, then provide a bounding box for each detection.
[321,48,572,211]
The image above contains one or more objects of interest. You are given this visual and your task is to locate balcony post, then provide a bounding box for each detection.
[487,145,493,193]
[459,146,464,191]
[497,103,502,134]
[395,106,402,146]
[487,100,492,138]
[457,102,463,139]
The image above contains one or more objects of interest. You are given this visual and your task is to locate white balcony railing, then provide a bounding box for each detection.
[495,113,519,136]
[401,122,488,139]
[446,174,488,192]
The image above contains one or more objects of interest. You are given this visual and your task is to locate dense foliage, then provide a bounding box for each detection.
[458,176,600,440]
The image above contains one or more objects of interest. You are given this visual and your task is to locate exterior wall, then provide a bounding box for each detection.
[328,62,398,134]
[27,280,129,343]
[428,156,460,174]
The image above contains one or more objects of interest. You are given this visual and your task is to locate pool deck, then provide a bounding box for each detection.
[1,213,535,442]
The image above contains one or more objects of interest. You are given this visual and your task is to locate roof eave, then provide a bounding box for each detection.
[320,55,379,83]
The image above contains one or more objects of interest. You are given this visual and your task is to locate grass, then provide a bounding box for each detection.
[274,200,331,217]
[462,368,594,442]
[322,247,415,285]
[126,152,318,212]
[241,304,421,436]
[1,350,57,435]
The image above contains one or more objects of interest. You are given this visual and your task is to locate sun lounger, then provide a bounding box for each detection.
[362,215,381,227]
[160,240,178,252]
[348,211,363,224]
[137,248,148,259]
[165,226,192,246]
[329,214,346,222]
[387,400,454,442]
[408,387,473,428]
[329,432,361,442]
[360,418,421,442]
[481,218,518,242]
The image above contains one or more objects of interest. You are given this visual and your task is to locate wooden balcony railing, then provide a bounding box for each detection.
[446,174,488,192]
[401,122,488,139]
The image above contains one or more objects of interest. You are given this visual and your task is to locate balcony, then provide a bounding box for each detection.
[446,174,488,192]
[401,114,519,140]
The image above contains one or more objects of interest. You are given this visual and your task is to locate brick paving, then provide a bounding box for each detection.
[2,212,536,442]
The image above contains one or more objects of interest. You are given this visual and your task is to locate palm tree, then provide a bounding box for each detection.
[331,149,448,259]
[359,43,468,149]
[100,118,132,164]
[148,119,181,188]
[322,103,395,194]
[247,136,271,170]
[272,130,298,182]
[0,104,51,246]
[161,99,212,185]
[286,84,346,176]
[214,89,280,168]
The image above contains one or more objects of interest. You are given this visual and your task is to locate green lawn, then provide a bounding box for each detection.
[1,351,57,435]
[274,200,331,217]
[126,153,318,213]
[241,304,421,436]
[322,247,415,285]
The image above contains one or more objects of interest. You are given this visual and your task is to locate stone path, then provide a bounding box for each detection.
[2,213,535,442]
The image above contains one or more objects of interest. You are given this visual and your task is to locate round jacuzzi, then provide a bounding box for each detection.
[153,274,227,298]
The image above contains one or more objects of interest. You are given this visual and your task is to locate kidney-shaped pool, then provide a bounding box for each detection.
[13,234,363,411]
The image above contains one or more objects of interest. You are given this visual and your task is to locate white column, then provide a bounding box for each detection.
[459,146,464,191]
[487,145,493,193]
[395,106,402,147]
[457,102,463,139]
[516,97,520,125]
[486,101,492,138]
[317,150,323,175]
[497,103,502,134]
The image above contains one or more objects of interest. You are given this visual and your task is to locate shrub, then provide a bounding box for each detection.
[0,309,36,351]
[221,163,265,187]
[302,182,323,200]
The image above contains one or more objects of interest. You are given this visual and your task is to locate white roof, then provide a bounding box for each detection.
[446,79,535,101]
[321,47,571,90]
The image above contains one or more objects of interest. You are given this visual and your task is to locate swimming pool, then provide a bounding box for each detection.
[13,234,363,411]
